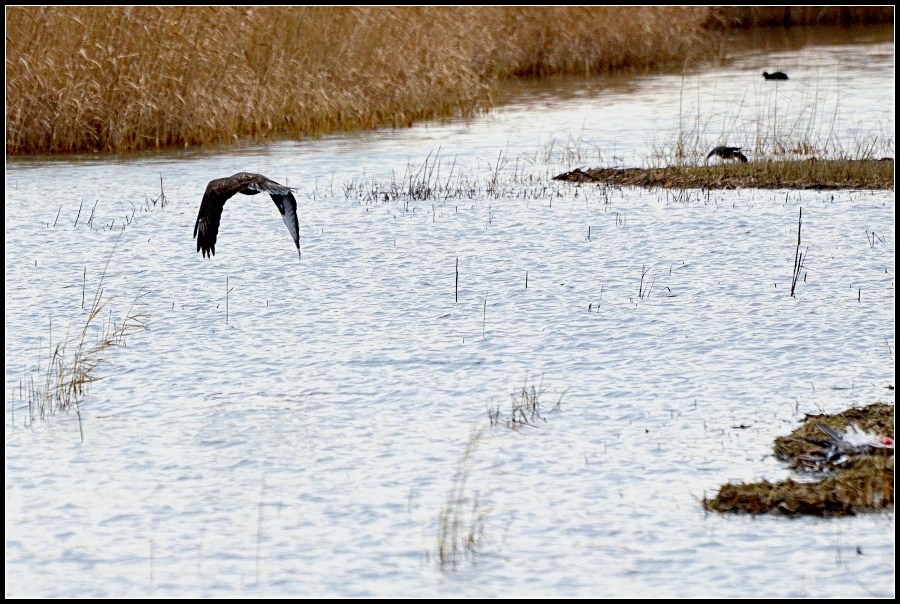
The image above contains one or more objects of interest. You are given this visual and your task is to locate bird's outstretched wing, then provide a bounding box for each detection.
[270,191,301,258]
[194,172,299,258]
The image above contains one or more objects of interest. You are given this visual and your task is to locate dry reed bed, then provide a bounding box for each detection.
[553,159,895,190]
[7,7,717,154]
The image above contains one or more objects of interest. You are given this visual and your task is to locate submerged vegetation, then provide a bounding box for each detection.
[7,6,891,155]
[436,428,488,569]
[436,375,565,568]
[704,404,894,517]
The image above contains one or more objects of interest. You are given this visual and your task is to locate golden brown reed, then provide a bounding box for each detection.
[7,7,714,155]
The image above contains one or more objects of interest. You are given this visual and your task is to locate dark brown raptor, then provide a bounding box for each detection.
[193,173,301,258]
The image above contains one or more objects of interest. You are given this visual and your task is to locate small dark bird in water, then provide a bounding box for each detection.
[194,173,300,258]
[707,146,748,163]
[762,71,789,80]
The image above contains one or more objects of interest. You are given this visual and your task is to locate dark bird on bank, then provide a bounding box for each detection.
[762,71,789,80]
[194,172,300,259]
[707,146,748,163]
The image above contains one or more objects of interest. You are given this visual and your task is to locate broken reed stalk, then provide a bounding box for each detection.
[226,277,235,324]
[74,199,84,226]
[455,258,459,303]
[87,199,99,228]
[638,265,652,299]
[157,173,167,207]
[513,373,544,426]
[790,207,806,298]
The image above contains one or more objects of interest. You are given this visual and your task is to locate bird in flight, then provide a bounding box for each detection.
[706,146,748,163]
[193,173,300,259]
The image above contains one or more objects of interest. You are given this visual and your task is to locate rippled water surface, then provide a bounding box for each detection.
[6,33,895,597]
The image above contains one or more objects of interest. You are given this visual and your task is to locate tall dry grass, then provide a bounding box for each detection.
[24,288,148,441]
[7,7,715,154]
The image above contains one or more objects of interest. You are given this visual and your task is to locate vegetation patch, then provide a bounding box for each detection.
[436,429,488,569]
[487,374,567,430]
[704,403,894,517]
[436,375,566,568]
[553,159,894,190]
[6,6,715,155]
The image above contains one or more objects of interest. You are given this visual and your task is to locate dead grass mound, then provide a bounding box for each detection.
[554,159,894,190]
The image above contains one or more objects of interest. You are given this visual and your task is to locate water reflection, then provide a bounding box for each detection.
[722,23,894,55]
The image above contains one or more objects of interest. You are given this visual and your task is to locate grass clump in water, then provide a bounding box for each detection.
[488,373,566,430]
[16,240,149,441]
[22,290,148,441]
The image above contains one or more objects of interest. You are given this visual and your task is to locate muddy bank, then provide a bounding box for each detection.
[553,159,894,190]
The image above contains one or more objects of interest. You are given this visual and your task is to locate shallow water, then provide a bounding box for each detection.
[5,33,895,597]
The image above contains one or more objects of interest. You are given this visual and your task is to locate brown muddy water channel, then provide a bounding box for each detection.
[5,28,894,597]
